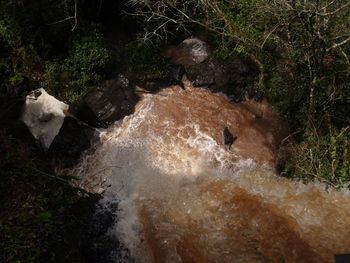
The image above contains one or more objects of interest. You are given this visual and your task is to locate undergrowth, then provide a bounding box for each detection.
[0,122,95,262]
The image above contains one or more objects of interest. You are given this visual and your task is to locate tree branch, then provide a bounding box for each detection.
[71,0,78,31]
[327,35,350,51]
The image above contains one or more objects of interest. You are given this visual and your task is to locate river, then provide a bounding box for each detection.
[73,85,350,263]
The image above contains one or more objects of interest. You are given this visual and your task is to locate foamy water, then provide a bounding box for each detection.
[73,86,350,263]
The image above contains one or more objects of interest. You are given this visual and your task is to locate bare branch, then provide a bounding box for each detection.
[339,47,350,69]
[327,35,350,51]
[260,24,280,49]
[321,0,336,11]
[317,2,350,16]
[48,16,74,26]
[71,0,78,31]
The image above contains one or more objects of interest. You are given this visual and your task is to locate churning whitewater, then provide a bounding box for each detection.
[73,85,350,263]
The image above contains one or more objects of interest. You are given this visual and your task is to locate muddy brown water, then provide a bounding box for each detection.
[73,86,350,263]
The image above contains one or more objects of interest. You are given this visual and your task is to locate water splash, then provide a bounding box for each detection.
[74,86,350,262]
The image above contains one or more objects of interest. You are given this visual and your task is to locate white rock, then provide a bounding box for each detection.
[21,88,68,149]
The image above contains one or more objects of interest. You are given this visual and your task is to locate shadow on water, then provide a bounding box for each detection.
[80,196,134,263]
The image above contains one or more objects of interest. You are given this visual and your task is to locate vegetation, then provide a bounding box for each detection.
[42,26,112,103]
[0,1,110,261]
[0,120,95,262]
[284,126,350,186]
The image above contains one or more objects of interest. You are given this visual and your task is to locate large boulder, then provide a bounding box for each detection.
[162,38,258,96]
[185,57,258,95]
[20,88,98,170]
[20,88,68,150]
[163,37,209,66]
[72,74,139,128]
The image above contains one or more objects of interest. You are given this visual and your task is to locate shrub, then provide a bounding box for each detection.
[42,27,112,103]
[66,29,112,85]
[284,126,350,187]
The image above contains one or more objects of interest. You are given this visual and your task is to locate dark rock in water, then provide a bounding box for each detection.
[253,91,264,102]
[335,253,350,263]
[48,117,98,169]
[223,127,237,149]
[80,198,133,263]
[228,94,245,103]
[72,74,139,128]
[129,72,175,93]
[163,37,209,66]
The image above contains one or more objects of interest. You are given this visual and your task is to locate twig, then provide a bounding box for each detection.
[260,24,280,49]
[280,130,302,145]
[98,0,104,17]
[48,16,75,26]
[71,0,78,31]
[339,47,350,68]
[321,0,337,11]
[317,2,350,16]
[327,35,350,51]
[33,167,95,196]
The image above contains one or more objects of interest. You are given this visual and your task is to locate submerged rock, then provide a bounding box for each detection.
[20,88,68,150]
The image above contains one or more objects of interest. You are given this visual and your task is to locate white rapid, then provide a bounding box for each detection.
[73,85,350,263]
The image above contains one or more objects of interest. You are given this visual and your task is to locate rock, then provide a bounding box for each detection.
[253,91,264,102]
[185,56,258,96]
[48,116,98,169]
[223,127,237,149]
[162,38,258,96]
[115,73,129,89]
[185,58,228,91]
[20,88,98,169]
[128,73,174,92]
[163,37,209,66]
[72,74,139,128]
[20,88,69,150]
